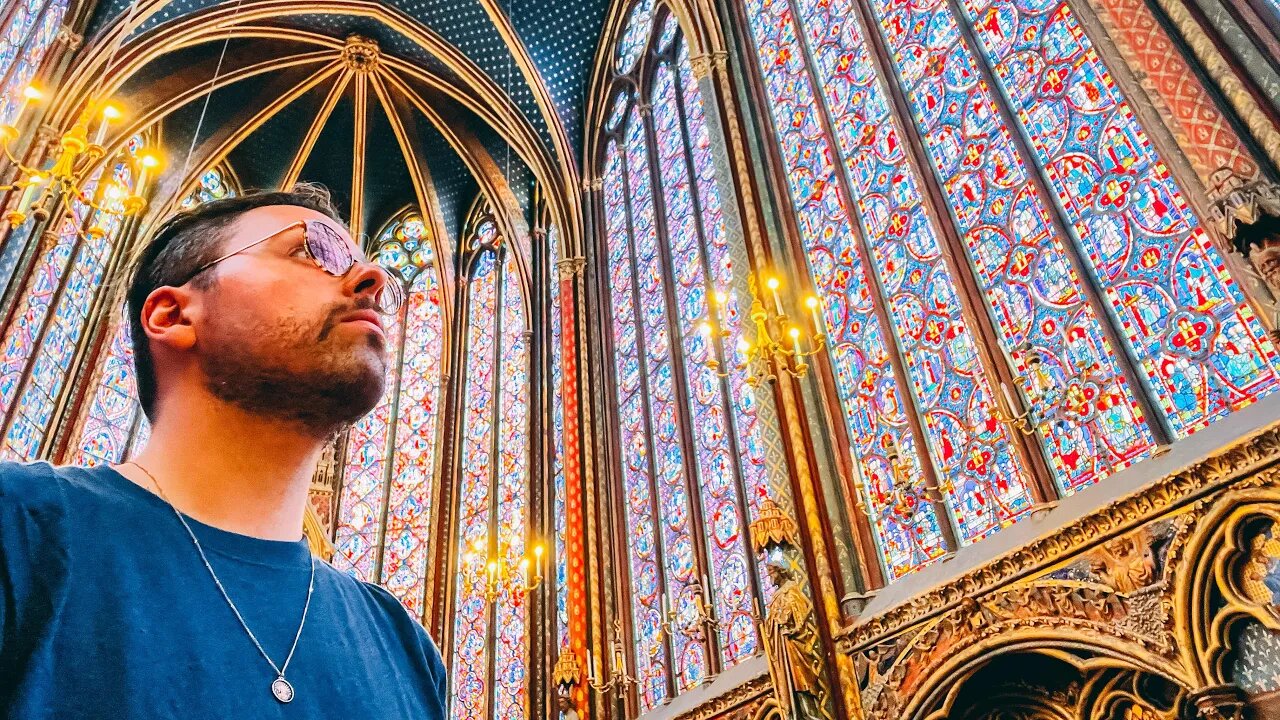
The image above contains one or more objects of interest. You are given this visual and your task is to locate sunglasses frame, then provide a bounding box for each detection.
[180,219,403,314]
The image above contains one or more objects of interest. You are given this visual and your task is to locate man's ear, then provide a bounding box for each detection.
[141,286,199,352]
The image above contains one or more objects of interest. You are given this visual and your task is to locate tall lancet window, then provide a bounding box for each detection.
[547,222,570,652]
[0,134,150,462]
[741,0,1279,579]
[332,210,446,617]
[599,2,772,709]
[72,163,240,466]
[449,217,530,720]
[0,0,69,124]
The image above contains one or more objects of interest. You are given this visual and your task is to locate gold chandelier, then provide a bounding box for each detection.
[700,273,826,386]
[1,85,160,231]
[459,536,545,604]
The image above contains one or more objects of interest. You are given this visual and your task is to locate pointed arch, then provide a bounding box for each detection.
[448,209,532,720]
[0,132,153,462]
[592,1,780,708]
[331,206,448,619]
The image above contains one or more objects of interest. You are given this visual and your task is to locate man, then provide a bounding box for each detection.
[0,186,447,718]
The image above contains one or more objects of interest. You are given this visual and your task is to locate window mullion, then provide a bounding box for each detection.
[638,87,724,677]
[780,0,963,551]
[613,124,677,704]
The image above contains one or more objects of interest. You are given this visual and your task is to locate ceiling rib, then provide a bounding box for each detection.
[350,71,369,240]
[281,67,353,189]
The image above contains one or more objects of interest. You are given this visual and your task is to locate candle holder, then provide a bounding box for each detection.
[1,86,159,230]
[655,579,728,644]
[459,536,544,605]
[992,342,1114,437]
[699,274,826,386]
[587,621,639,695]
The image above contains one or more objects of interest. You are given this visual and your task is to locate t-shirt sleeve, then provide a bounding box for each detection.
[359,581,449,714]
[0,463,72,681]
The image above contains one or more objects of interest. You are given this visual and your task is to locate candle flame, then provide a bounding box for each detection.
[22,86,42,101]
[765,277,780,291]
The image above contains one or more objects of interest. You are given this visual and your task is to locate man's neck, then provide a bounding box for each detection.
[115,394,327,542]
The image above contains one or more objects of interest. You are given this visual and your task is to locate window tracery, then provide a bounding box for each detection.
[599,6,772,708]
[739,0,1279,578]
[448,216,531,720]
[0,0,68,125]
[332,210,446,618]
[0,134,148,462]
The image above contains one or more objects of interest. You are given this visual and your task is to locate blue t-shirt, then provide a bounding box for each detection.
[0,462,447,718]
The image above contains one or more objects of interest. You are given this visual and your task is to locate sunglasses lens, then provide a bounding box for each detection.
[377,276,405,315]
[304,222,353,276]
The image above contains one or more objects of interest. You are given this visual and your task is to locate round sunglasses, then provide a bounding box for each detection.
[184,219,404,315]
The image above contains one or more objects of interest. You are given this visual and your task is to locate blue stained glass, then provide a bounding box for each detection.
[548,224,570,652]
[72,307,142,466]
[743,0,949,578]
[1,140,142,462]
[616,0,655,73]
[451,250,498,720]
[624,102,709,690]
[0,0,67,125]
[603,140,669,710]
[863,0,1160,494]
[652,58,758,663]
[956,0,1279,436]
[790,0,1037,541]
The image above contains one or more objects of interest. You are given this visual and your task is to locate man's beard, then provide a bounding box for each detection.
[198,305,388,436]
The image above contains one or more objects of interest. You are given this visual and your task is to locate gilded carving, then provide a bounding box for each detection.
[1087,530,1157,593]
[340,35,381,72]
[840,423,1280,655]
[834,418,1280,720]
[762,555,830,720]
[666,675,773,720]
[752,498,831,720]
[1239,518,1280,610]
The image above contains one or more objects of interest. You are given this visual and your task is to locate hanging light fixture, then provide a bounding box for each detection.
[0,0,161,230]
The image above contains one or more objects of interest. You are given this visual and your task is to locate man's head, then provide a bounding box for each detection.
[127,185,395,435]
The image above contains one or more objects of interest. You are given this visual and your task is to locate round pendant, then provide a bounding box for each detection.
[271,677,295,704]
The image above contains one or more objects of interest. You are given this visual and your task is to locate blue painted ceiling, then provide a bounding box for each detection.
[87,0,611,164]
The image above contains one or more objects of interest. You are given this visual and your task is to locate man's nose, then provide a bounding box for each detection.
[344,258,390,304]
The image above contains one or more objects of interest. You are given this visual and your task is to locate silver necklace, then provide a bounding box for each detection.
[127,462,314,704]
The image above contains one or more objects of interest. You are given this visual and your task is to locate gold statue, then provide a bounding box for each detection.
[761,549,830,720]
[750,497,831,720]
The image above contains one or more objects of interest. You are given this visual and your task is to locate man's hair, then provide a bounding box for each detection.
[126,184,346,420]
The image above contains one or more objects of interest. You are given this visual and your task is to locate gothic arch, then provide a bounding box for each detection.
[28,0,568,283]
[864,581,1193,720]
[1169,482,1280,689]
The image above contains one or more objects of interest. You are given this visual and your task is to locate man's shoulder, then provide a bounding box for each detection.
[316,562,444,664]
[0,461,93,508]
[0,462,128,512]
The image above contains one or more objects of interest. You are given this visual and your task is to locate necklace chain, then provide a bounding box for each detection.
[127,462,315,691]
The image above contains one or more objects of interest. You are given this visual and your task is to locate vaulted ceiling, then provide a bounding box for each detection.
[81,0,615,261]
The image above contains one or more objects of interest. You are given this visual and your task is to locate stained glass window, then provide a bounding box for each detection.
[72,164,239,467]
[739,0,1280,578]
[548,223,570,652]
[449,220,530,720]
[0,0,68,126]
[0,135,145,462]
[70,307,148,466]
[600,7,774,709]
[179,166,234,209]
[332,211,445,617]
